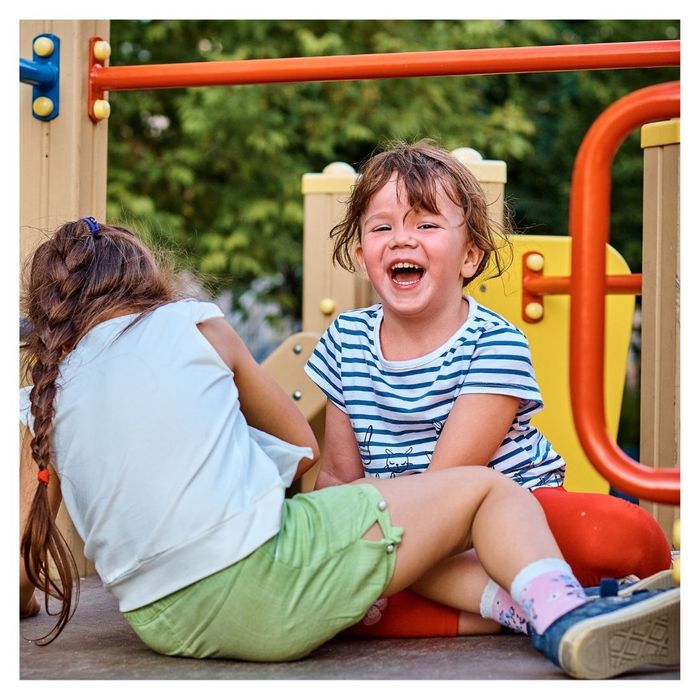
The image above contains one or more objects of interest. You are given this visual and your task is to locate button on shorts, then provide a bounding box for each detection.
[124,483,403,661]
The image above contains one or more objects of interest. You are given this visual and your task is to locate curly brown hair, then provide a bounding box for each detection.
[331,139,511,285]
[20,219,180,644]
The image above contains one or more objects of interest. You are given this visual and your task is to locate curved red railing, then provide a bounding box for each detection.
[569,81,680,505]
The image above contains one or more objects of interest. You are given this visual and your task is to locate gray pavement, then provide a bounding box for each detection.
[19,575,679,681]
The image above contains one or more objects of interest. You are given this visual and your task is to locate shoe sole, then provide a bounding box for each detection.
[558,588,680,680]
[620,569,676,596]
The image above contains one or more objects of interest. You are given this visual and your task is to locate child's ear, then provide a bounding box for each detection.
[355,245,370,280]
[461,241,485,280]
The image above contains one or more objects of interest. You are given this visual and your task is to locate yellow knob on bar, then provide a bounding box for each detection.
[93,41,112,62]
[33,36,55,57]
[32,96,54,117]
[526,253,545,272]
[525,302,544,321]
[93,100,111,121]
[319,298,336,316]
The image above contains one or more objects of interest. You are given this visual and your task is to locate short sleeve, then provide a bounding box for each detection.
[188,300,225,324]
[303,318,346,411]
[19,385,34,434]
[458,324,543,413]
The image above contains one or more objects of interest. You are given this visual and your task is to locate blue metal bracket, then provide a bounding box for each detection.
[19,33,60,121]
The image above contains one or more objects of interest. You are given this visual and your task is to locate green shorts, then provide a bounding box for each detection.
[124,483,403,662]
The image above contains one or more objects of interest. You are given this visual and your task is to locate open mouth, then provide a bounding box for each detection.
[390,262,425,287]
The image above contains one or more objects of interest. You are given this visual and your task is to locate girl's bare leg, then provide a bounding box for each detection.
[410,549,488,613]
[358,467,680,680]
[359,466,562,597]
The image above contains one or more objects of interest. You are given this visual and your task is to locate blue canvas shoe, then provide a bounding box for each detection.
[529,587,680,679]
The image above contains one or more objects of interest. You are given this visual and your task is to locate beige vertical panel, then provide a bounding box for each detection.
[20,20,110,575]
[20,19,109,266]
[301,162,366,334]
[639,120,680,540]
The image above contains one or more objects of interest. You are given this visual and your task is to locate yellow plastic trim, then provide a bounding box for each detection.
[641,118,680,149]
[461,160,507,184]
[301,172,358,194]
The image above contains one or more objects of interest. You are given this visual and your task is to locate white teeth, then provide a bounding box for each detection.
[390,261,423,287]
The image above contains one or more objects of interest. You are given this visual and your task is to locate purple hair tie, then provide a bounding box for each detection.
[81,216,101,237]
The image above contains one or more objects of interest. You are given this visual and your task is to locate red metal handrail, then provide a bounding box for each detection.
[90,40,679,92]
[523,273,642,296]
[569,81,680,505]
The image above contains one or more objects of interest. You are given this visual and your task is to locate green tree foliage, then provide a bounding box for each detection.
[106,19,679,320]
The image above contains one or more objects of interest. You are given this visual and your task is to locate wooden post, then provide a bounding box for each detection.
[20,20,110,575]
[20,20,110,264]
[301,161,372,334]
[639,118,680,540]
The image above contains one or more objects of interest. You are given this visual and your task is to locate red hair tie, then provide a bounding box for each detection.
[37,468,50,485]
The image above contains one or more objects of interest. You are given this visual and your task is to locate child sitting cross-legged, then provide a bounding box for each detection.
[305,139,674,640]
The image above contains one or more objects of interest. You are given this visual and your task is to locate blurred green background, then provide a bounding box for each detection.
[105,19,680,458]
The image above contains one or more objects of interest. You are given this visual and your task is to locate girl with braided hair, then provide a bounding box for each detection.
[19,218,679,679]
[20,218,180,634]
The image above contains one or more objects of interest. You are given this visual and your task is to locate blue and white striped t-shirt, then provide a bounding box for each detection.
[304,297,565,489]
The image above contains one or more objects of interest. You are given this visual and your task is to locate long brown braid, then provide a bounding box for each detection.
[20,219,180,644]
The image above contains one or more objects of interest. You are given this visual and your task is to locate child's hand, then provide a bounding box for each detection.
[20,593,40,619]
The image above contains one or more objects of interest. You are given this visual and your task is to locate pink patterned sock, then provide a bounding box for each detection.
[479,580,528,634]
[510,558,588,635]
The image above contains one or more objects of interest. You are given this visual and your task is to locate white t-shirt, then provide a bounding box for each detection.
[20,299,313,611]
[304,298,564,489]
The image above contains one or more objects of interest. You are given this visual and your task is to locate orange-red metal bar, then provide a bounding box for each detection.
[90,40,679,92]
[524,273,642,295]
[569,81,680,505]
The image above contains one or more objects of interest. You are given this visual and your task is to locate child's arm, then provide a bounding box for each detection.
[429,393,520,470]
[19,427,62,617]
[197,318,319,479]
[314,400,365,488]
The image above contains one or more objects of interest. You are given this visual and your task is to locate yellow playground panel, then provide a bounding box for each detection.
[471,235,634,494]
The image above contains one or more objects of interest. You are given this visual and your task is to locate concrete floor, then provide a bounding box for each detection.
[19,575,680,681]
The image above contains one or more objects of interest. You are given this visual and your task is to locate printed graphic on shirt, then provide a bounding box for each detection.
[385,446,414,477]
[360,425,374,466]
